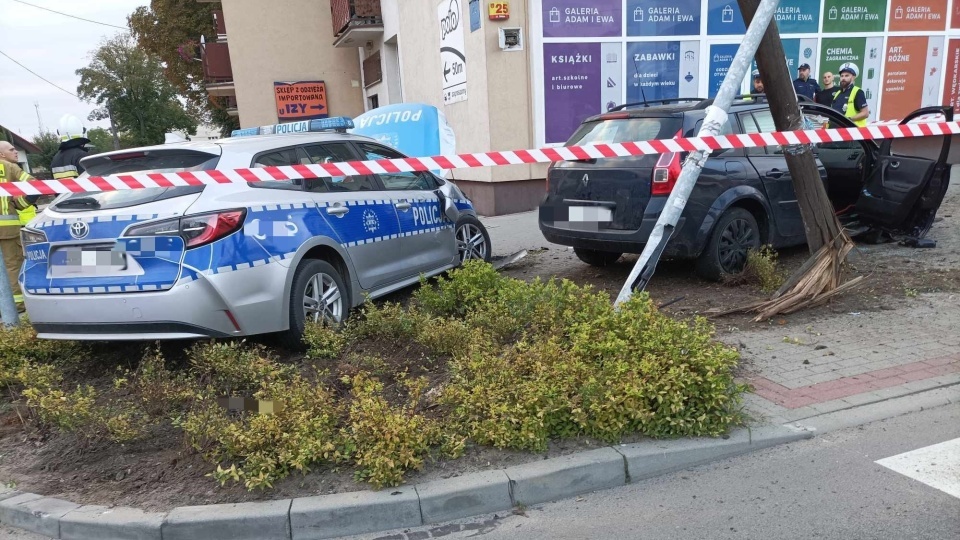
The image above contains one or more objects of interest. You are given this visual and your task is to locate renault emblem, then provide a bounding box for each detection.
[69,221,89,240]
[581,174,589,187]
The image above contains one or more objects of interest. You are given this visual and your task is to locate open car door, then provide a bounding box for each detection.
[799,102,877,214]
[853,106,954,238]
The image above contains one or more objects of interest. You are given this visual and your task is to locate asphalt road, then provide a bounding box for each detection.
[355,403,960,540]
[0,524,45,540]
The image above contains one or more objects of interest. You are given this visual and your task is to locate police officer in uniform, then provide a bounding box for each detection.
[0,142,38,312]
[746,70,767,103]
[792,63,820,100]
[830,63,869,127]
[51,115,91,182]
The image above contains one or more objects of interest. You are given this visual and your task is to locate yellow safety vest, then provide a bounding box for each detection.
[832,85,868,127]
[0,160,38,231]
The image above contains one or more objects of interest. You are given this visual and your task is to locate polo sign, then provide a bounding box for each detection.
[439,0,468,105]
[274,81,328,122]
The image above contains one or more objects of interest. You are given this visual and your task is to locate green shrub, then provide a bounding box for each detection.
[21,382,98,433]
[431,264,746,451]
[727,246,787,293]
[127,347,196,417]
[180,371,347,491]
[102,408,150,443]
[413,260,502,317]
[303,321,349,360]
[18,361,151,443]
[188,341,295,396]
[414,317,481,358]
[342,373,440,488]
[353,302,425,341]
[6,261,747,494]
[0,324,85,388]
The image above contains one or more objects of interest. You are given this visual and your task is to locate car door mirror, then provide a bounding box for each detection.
[436,182,461,223]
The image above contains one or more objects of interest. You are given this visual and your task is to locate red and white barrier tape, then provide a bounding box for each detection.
[4,120,959,198]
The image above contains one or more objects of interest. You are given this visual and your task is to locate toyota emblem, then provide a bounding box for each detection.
[70,221,90,240]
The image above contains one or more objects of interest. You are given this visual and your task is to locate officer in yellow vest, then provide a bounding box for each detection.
[830,63,869,127]
[0,141,39,312]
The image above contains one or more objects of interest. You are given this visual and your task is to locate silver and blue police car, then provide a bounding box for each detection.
[19,117,491,347]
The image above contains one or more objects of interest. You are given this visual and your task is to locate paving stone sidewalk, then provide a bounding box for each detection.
[722,292,960,424]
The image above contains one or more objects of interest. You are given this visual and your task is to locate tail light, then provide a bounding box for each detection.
[21,228,48,253]
[652,129,684,197]
[125,209,246,249]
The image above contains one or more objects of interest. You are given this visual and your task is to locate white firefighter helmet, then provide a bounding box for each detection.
[57,114,87,142]
[838,63,859,78]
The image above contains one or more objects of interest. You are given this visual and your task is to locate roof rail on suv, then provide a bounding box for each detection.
[694,93,816,109]
[609,98,708,111]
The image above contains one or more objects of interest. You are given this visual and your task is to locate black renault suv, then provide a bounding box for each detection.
[539,98,954,280]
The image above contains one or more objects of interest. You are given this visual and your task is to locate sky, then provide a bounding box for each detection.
[0,0,150,141]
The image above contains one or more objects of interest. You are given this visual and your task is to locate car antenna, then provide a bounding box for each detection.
[633,56,649,107]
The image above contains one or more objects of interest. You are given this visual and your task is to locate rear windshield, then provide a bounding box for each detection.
[52,150,220,212]
[567,117,683,145]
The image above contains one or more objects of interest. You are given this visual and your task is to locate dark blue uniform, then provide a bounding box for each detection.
[793,77,821,100]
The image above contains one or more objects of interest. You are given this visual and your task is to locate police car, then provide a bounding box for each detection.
[18,117,491,347]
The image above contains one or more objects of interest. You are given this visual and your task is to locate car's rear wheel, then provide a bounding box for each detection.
[574,248,622,267]
[696,207,761,282]
[279,259,348,350]
[456,215,492,264]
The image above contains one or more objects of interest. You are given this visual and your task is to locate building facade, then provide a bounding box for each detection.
[200,0,960,216]
[0,125,40,174]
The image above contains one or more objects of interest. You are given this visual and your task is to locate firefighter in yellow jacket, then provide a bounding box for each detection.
[0,141,39,312]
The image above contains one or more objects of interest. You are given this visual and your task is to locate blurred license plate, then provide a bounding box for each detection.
[569,206,612,222]
[49,246,127,277]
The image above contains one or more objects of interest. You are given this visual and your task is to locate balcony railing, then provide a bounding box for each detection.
[331,0,383,38]
[201,42,233,84]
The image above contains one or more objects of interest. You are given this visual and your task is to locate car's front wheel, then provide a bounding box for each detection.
[279,259,348,350]
[696,207,761,281]
[456,215,492,264]
[574,247,622,267]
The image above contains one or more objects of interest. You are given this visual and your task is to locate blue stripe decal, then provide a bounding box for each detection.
[25,196,470,295]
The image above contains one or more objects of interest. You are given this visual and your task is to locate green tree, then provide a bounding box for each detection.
[85,127,136,154]
[27,132,60,172]
[128,1,239,136]
[77,34,198,148]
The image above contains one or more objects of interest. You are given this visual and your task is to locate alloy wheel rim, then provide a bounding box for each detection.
[303,272,342,324]
[457,223,487,263]
[718,218,757,273]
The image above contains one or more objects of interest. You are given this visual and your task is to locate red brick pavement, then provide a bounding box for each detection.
[746,354,960,409]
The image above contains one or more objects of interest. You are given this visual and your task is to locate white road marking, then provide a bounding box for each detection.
[875,438,960,500]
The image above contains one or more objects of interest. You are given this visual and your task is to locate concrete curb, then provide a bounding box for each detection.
[0,424,813,540]
[60,506,165,540]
